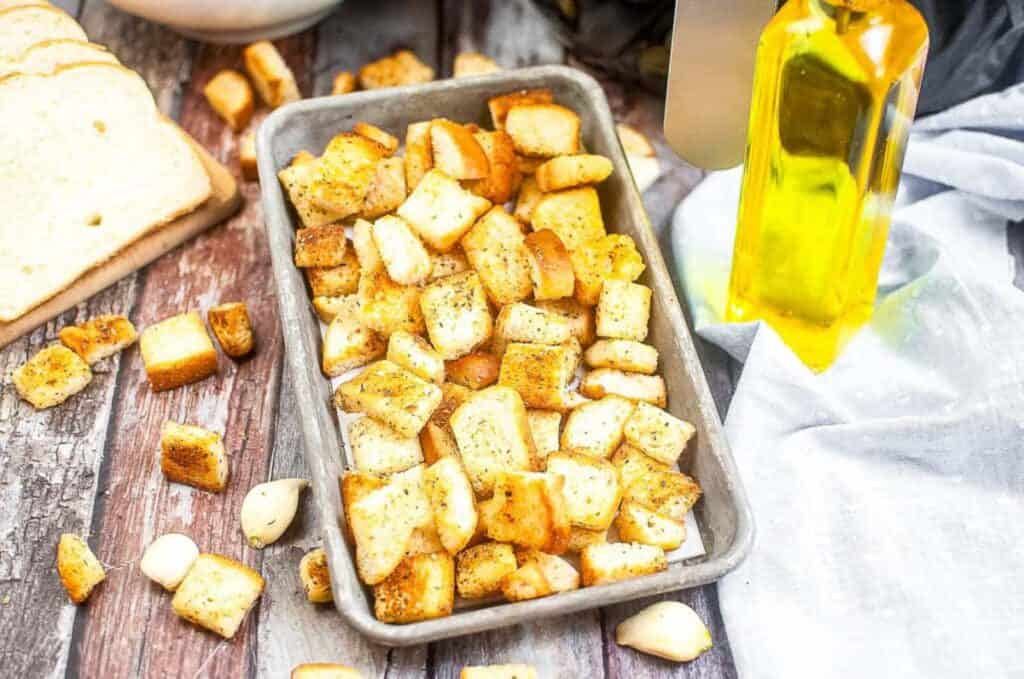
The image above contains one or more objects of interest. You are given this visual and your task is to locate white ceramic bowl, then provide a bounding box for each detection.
[107,0,343,44]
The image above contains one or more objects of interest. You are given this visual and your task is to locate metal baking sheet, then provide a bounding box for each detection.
[256,65,754,647]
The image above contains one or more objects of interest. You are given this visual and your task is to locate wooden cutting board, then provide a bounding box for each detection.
[0,132,242,350]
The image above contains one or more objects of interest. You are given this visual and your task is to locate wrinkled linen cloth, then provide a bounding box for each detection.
[669,84,1024,678]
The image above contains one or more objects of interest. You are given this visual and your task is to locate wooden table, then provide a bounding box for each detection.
[0,1,738,677]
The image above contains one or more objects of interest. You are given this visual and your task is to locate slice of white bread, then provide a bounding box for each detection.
[0,5,85,60]
[0,63,212,321]
[0,38,117,78]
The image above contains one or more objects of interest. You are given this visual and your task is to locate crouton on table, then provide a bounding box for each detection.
[358,50,435,90]
[207,302,255,358]
[243,40,300,108]
[57,534,105,604]
[58,313,137,364]
[13,344,92,409]
[171,553,264,638]
[160,421,229,493]
[203,69,253,130]
[139,311,218,392]
[299,548,333,603]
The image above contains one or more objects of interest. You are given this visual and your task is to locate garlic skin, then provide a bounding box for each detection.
[240,478,309,548]
[615,600,713,662]
[140,533,199,591]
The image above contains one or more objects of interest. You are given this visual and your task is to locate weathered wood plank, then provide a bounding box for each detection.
[440,0,564,74]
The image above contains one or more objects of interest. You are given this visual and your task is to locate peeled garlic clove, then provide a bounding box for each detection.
[240,478,309,548]
[140,533,199,591]
[616,600,713,662]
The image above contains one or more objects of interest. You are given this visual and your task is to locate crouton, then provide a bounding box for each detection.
[535,299,596,347]
[445,351,500,389]
[420,423,458,464]
[536,154,613,192]
[171,553,265,638]
[203,69,253,131]
[464,130,520,204]
[566,527,607,553]
[482,471,570,553]
[361,157,407,219]
[546,452,621,530]
[57,534,104,604]
[336,360,441,437]
[560,396,635,459]
[398,169,492,252]
[312,295,348,323]
[497,342,577,410]
[358,50,435,89]
[523,229,574,300]
[428,248,470,281]
[305,249,361,296]
[292,664,363,679]
[239,133,258,181]
[292,150,317,166]
[57,314,136,365]
[492,303,572,356]
[404,121,433,190]
[430,119,489,180]
[243,40,300,108]
[387,331,444,384]
[353,122,399,155]
[450,386,538,495]
[488,89,553,130]
[505,104,581,157]
[374,552,454,623]
[580,369,666,407]
[139,311,218,392]
[526,409,561,459]
[294,224,348,268]
[513,549,579,593]
[617,123,656,157]
[622,402,695,465]
[331,70,357,95]
[531,187,605,253]
[425,457,477,554]
[513,175,543,224]
[579,543,667,586]
[356,269,426,337]
[455,542,517,599]
[299,548,333,603]
[568,233,645,305]
[611,444,671,489]
[596,280,651,341]
[207,302,255,358]
[429,382,473,431]
[348,416,423,474]
[518,155,547,175]
[615,501,686,551]
[583,339,658,374]
[340,471,388,542]
[311,133,388,219]
[501,561,552,602]
[623,469,702,522]
[420,271,493,360]
[278,160,346,228]
[454,52,501,77]
[322,297,386,376]
[461,666,538,679]
[406,523,446,556]
[160,421,229,493]
[372,215,432,285]
[351,219,383,273]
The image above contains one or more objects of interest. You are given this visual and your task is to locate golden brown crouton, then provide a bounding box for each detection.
[455,541,517,599]
[311,133,388,219]
[306,249,361,297]
[404,121,434,191]
[492,303,572,356]
[57,534,104,604]
[353,122,399,155]
[513,549,580,593]
[160,421,229,493]
[535,299,596,347]
[292,663,363,679]
[373,552,454,623]
[611,444,671,489]
[397,169,492,252]
[464,130,520,204]
[546,451,621,530]
[322,297,386,376]
[58,314,137,365]
[243,40,300,108]
[356,269,425,337]
[596,279,652,341]
[299,548,333,603]
[461,665,538,679]
[331,70,357,96]
[616,123,656,157]
[359,50,435,89]
[340,471,388,543]
[461,207,533,306]
[428,248,471,282]
[278,160,347,229]
[372,215,432,285]
[501,560,552,602]
[615,501,686,551]
[424,456,477,554]
[348,416,424,474]
[523,229,574,301]
[445,351,500,389]
[487,89,553,130]
[420,423,458,465]
[203,69,253,131]
[238,133,259,182]
[579,543,667,586]
[566,527,608,553]
[531,187,605,253]
[420,271,493,360]
[535,154,613,192]
[580,369,667,407]
[513,175,544,224]
[139,311,218,392]
[294,224,348,268]
[430,119,489,180]
[335,360,442,437]
[623,469,702,522]
[12,344,92,409]
[361,157,407,219]
[312,296,348,323]
[505,104,581,157]
[482,471,570,553]
[569,233,646,306]
[387,331,444,384]
[526,409,562,459]
[171,553,264,638]
[583,339,658,375]
[428,381,473,431]
[453,52,501,78]
[207,302,255,358]
[498,342,577,410]
[560,395,635,459]
[351,219,383,272]
[623,402,696,465]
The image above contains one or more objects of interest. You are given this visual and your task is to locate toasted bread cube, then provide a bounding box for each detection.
[492,303,572,356]
[139,312,218,392]
[387,331,444,384]
[348,416,423,474]
[526,409,561,459]
[623,402,695,465]
[430,119,489,180]
[560,396,635,459]
[406,523,446,557]
[514,549,580,593]
[243,40,300,107]
[336,360,442,436]
[203,69,253,131]
[445,351,500,389]
[420,271,493,360]
[461,666,538,679]
[353,122,399,155]
[359,50,435,90]
[624,469,702,522]
[583,339,658,374]
[566,527,607,553]
[430,382,473,430]
[580,369,666,407]
[207,302,255,358]
[546,452,621,530]
[569,234,646,306]
[306,249,361,297]
[57,534,104,604]
[498,342,577,411]
[322,298,386,376]
[404,121,434,190]
[517,154,547,175]
[523,229,574,301]
[239,133,258,181]
[331,70,357,95]
[464,130,520,204]
[535,299,596,347]
[513,175,543,225]
[597,280,651,341]
[57,314,136,366]
[398,169,492,252]
[455,542,517,599]
[361,157,407,219]
[299,548,333,603]
[428,248,471,281]
[611,444,671,489]
[454,52,501,77]
[425,457,477,554]
[356,269,425,337]
[531,187,605,253]
[294,224,348,268]
[488,89,554,130]
[172,553,264,638]
[615,501,686,551]
[579,543,667,586]
[160,421,229,492]
[420,423,458,464]
[450,386,538,495]
[482,471,570,553]
[311,133,388,219]
[292,663,363,679]
[312,295,348,323]
[279,160,346,228]
[505,104,581,158]
[351,218,383,272]
[371,216,432,285]
[340,471,388,543]
[536,154,613,192]
[501,561,552,602]
[374,552,454,623]
[617,123,656,157]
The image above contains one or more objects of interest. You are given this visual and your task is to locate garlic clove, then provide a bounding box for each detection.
[240,478,309,549]
[140,533,199,591]
[616,600,713,662]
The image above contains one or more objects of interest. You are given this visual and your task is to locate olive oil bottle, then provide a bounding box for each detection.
[727,0,928,371]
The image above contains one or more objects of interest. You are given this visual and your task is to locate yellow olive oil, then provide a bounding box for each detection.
[727,0,928,370]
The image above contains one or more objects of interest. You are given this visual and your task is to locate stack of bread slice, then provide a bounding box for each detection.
[0,2,213,323]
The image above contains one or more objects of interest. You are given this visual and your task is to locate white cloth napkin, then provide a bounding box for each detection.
[669,84,1024,679]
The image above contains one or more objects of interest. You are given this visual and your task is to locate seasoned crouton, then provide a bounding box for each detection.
[531,187,605,253]
[404,121,434,190]
[566,527,607,553]
[513,175,544,224]
[243,40,300,108]
[488,89,554,130]
[425,457,477,554]
[420,423,458,464]
[526,409,561,459]
[583,339,658,374]
[536,154,613,192]
[455,541,517,599]
[498,342,577,410]
[461,666,538,679]
[524,229,574,300]
[292,663,363,679]
[387,331,444,384]
[579,543,667,586]
[501,561,552,602]
[351,219,383,272]
[428,248,470,281]
[623,469,702,522]
[492,303,572,356]
[305,249,361,296]
[239,133,258,181]
[580,369,666,407]
[597,280,652,341]
[312,295,348,323]
[546,452,621,530]
[374,552,454,623]
[372,215,432,285]
[611,444,671,489]
[513,549,579,593]
[445,351,500,389]
[406,523,446,556]
[295,224,350,268]
[356,269,425,337]
[172,553,264,638]
[340,471,388,542]
[57,534,104,604]
[518,155,547,175]
[430,119,489,180]
[311,133,388,219]
[560,396,635,459]
[322,297,386,376]
[336,360,441,437]
[569,234,645,306]
[361,157,407,219]
[454,52,501,77]
[208,302,255,358]
[358,50,435,90]
[482,471,569,553]
[299,548,333,603]
[398,169,492,252]
[615,501,686,551]
[348,416,423,474]
[505,104,581,157]
[420,271,493,360]
[160,421,229,492]
[353,122,399,155]
[617,123,657,157]
[58,314,137,365]
[139,311,218,392]
[535,299,596,347]
[278,160,347,228]
[331,70,357,95]
[203,69,253,130]
[623,402,695,465]
[464,130,520,204]
[450,386,538,495]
